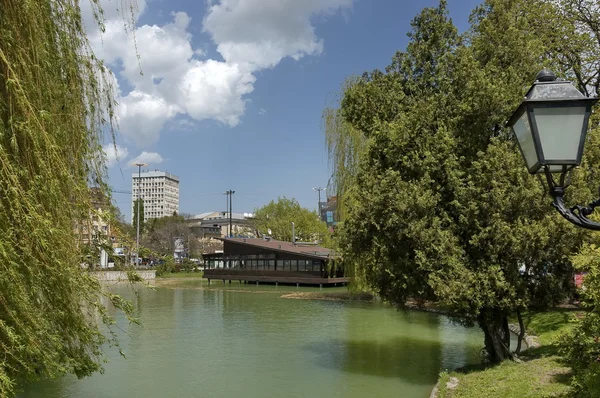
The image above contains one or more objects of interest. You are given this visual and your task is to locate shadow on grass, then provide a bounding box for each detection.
[520,344,561,359]
[522,308,579,338]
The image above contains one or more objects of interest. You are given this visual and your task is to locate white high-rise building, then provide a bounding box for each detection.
[132,170,180,223]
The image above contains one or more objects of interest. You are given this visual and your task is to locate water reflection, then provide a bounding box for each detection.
[19,284,482,398]
[309,336,442,384]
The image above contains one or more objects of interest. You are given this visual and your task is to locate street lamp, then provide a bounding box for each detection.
[508,69,598,229]
[133,162,147,266]
[313,186,325,217]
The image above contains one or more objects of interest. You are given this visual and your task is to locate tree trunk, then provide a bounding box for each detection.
[478,307,514,363]
[515,310,525,355]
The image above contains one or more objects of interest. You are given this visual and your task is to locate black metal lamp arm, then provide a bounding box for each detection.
[545,167,600,230]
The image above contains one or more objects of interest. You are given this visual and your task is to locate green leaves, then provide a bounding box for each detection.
[0,0,138,395]
[326,0,600,362]
[253,197,331,246]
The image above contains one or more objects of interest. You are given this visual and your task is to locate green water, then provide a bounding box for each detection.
[20,280,483,398]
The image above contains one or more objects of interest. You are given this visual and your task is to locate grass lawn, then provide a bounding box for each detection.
[516,309,578,345]
[157,271,204,278]
[436,309,579,398]
[437,356,571,398]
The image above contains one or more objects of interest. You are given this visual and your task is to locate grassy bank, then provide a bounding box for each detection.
[436,309,579,398]
[157,271,204,278]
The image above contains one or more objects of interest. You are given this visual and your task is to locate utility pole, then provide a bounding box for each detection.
[224,190,235,237]
[313,187,325,221]
[133,162,148,267]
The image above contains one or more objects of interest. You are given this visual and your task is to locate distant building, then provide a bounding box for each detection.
[186,211,257,255]
[132,170,180,223]
[75,188,112,268]
[319,196,337,228]
[186,211,256,239]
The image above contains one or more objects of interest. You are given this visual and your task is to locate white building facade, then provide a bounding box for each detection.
[132,170,180,223]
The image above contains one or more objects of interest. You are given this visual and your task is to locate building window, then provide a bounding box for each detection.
[326,211,334,223]
[298,260,306,272]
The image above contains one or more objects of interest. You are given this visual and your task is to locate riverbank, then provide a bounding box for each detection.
[157,271,204,278]
[91,269,156,281]
[434,309,578,398]
[280,291,374,301]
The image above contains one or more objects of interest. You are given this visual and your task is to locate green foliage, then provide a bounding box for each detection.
[132,198,145,233]
[560,244,600,397]
[143,214,200,257]
[0,0,137,395]
[156,256,176,277]
[253,197,331,246]
[328,0,599,363]
[178,259,197,273]
[323,86,365,221]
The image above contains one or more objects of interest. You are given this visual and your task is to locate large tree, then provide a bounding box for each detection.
[327,0,599,362]
[253,197,331,245]
[0,1,136,395]
[143,214,200,258]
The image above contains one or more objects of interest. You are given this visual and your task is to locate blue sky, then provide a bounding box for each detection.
[93,0,482,221]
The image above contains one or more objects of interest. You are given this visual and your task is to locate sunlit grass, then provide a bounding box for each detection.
[437,310,578,398]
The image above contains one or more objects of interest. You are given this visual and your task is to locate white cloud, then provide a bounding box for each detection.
[85,0,353,146]
[131,151,164,165]
[103,144,129,167]
[118,91,180,145]
[258,108,267,116]
[203,0,353,70]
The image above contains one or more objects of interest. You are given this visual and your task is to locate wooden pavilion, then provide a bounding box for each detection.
[203,238,347,286]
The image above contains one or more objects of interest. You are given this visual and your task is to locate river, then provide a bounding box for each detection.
[20,280,483,398]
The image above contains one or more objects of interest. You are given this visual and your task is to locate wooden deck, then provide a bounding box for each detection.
[203,269,349,286]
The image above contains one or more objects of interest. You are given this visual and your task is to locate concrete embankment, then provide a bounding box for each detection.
[91,270,156,281]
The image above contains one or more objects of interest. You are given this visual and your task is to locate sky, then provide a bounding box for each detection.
[88,0,483,221]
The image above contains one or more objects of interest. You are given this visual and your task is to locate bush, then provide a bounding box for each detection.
[180,259,197,273]
[156,256,175,277]
[559,244,600,397]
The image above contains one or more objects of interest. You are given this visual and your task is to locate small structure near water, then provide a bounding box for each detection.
[203,238,347,286]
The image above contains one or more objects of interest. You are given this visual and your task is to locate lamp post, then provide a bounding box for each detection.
[224,190,235,237]
[313,186,325,219]
[508,69,599,229]
[133,162,147,266]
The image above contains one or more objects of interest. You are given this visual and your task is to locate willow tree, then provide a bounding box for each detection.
[329,0,599,362]
[0,1,136,395]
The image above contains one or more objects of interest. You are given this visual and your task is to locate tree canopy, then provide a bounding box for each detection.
[326,0,600,362]
[0,1,136,395]
[132,198,145,234]
[143,214,200,258]
[253,197,331,246]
